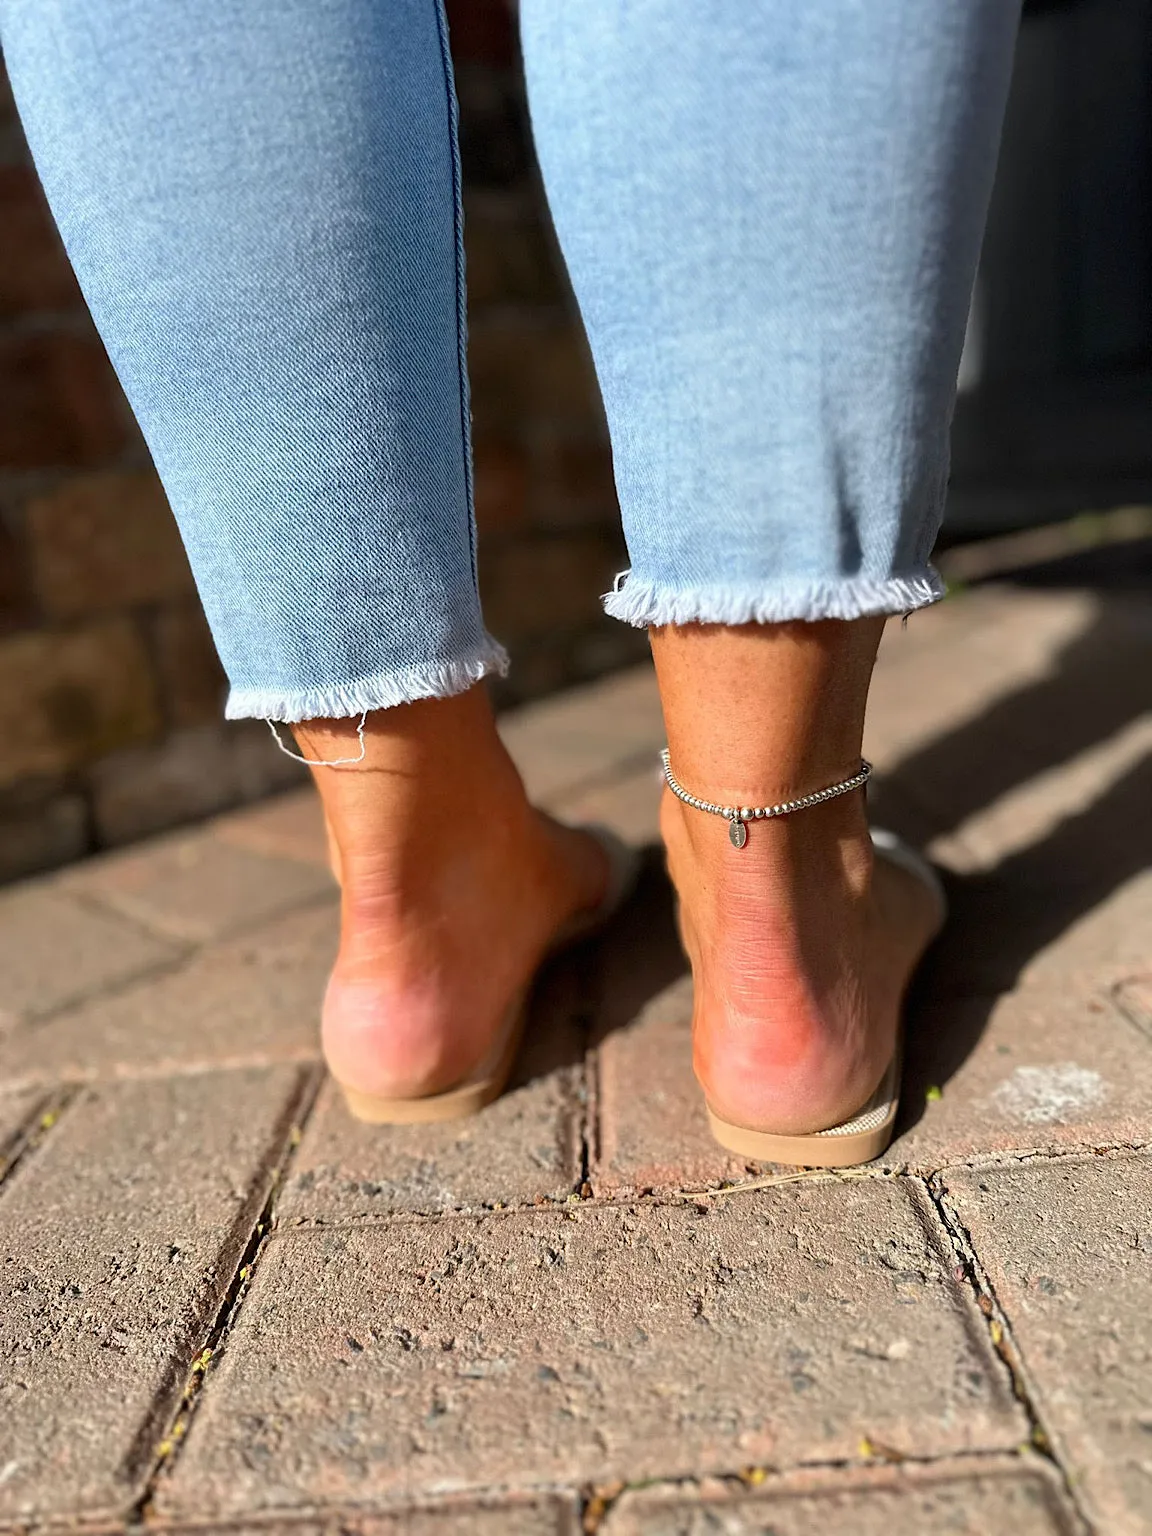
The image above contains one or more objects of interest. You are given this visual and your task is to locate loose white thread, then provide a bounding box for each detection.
[266,710,368,768]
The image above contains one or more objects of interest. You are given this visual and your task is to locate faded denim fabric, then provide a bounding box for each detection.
[2,0,503,721]
[521,0,1020,627]
[2,1,1018,720]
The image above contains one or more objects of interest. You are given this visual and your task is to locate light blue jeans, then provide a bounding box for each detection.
[2,1,1019,723]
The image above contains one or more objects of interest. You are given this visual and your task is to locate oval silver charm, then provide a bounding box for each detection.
[729,818,748,848]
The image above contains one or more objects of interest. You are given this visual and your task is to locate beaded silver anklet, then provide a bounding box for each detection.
[660,748,871,848]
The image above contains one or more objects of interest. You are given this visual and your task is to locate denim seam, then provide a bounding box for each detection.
[434,0,479,596]
[603,571,946,627]
[224,639,510,723]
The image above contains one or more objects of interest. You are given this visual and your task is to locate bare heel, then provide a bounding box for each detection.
[705,829,947,1169]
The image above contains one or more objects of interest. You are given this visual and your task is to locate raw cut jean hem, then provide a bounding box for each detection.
[602,570,946,627]
[224,638,510,723]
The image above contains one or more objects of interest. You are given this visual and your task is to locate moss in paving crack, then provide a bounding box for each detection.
[155,1347,214,1460]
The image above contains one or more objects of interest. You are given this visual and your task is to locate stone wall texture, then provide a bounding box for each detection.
[0,1,640,883]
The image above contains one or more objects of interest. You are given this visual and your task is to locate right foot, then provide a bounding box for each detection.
[662,784,943,1137]
[296,695,608,1103]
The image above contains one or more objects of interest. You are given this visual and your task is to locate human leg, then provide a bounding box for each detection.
[521,0,1018,1140]
[2,0,607,1102]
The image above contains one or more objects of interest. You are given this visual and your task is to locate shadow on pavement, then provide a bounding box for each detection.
[899,748,1151,1134]
[896,551,1151,1132]
[512,845,683,1091]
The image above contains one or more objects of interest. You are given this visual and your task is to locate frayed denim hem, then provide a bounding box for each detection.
[224,638,510,723]
[602,570,946,627]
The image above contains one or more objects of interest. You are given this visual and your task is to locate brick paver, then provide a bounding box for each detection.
[0,576,1147,1531]
[889,983,1152,1169]
[211,786,331,869]
[0,885,179,1026]
[168,1499,580,1534]
[928,859,1152,1000]
[551,760,664,848]
[0,902,336,1087]
[1113,973,1152,1041]
[63,834,334,944]
[0,1086,44,1163]
[593,978,750,1196]
[160,1181,1021,1519]
[864,587,1101,783]
[0,1066,311,1524]
[280,961,587,1221]
[279,1069,582,1222]
[601,1460,1077,1535]
[585,847,729,1197]
[932,713,1152,879]
[943,1156,1152,1536]
[500,665,665,806]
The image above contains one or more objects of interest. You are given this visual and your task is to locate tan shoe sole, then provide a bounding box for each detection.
[707,1046,903,1168]
[706,829,947,1170]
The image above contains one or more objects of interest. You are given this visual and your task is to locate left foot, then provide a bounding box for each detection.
[294,691,608,1103]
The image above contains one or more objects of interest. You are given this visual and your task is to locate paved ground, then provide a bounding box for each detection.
[1,560,1150,1535]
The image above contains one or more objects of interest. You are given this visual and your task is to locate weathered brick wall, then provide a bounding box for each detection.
[0,3,639,883]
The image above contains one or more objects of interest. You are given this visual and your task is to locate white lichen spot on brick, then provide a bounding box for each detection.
[990,1064,1106,1124]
